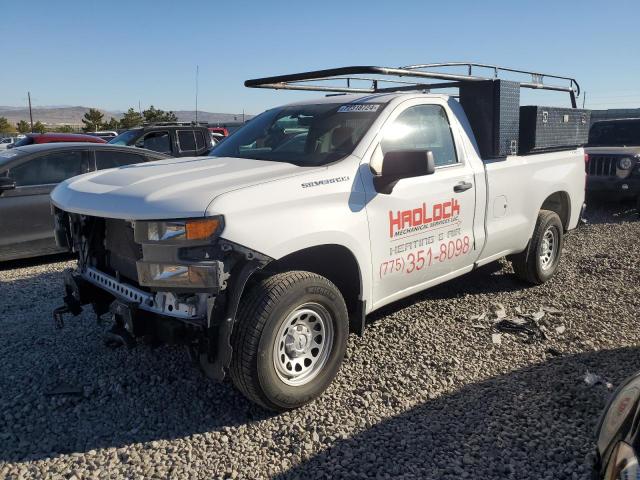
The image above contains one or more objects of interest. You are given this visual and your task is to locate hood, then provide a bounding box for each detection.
[51,156,313,220]
[585,146,640,155]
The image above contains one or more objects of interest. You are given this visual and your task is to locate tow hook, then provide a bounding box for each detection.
[52,281,83,329]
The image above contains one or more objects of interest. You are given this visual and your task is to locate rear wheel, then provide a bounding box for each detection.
[510,210,564,285]
[230,271,348,411]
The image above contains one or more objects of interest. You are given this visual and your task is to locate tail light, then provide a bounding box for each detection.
[584,153,589,190]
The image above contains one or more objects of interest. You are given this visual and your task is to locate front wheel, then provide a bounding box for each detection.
[510,210,564,285]
[229,271,349,411]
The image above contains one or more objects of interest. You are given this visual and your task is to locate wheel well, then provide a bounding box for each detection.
[541,192,570,231]
[264,244,363,332]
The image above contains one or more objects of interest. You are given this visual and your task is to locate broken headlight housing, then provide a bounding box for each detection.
[134,217,224,243]
[136,262,220,288]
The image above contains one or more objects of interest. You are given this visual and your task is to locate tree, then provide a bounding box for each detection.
[0,117,16,135]
[33,121,46,133]
[16,120,30,133]
[82,108,104,132]
[119,108,143,129]
[143,105,177,123]
[103,117,119,131]
[56,125,75,133]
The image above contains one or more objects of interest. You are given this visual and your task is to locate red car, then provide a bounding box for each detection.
[9,133,107,149]
[208,127,229,136]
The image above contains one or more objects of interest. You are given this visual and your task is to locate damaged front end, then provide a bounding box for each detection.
[52,208,271,381]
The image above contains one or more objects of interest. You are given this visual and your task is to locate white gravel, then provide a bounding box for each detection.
[0,202,639,479]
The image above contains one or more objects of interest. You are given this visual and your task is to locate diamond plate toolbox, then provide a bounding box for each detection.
[519,106,591,154]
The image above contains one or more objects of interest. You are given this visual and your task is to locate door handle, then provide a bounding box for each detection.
[453,181,473,193]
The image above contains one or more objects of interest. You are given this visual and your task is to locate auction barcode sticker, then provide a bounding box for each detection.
[337,104,380,113]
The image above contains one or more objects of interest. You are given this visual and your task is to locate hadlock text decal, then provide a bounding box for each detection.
[389,199,460,238]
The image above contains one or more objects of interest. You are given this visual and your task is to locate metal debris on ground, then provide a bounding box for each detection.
[491,333,502,345]
[542,306,563,316]
[584,372,613,390]
[469,312,487,322]
[495,317,546,342]
[469,304,565,344]
[492,303,507,319]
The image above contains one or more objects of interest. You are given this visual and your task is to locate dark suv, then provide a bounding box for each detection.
[108,124,213,157]
[585,118,640,209]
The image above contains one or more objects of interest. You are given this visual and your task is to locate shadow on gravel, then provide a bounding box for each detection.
[281,346,640,479]
[368,261,522,324]
[0,252,74,272]
[584,197,638,226]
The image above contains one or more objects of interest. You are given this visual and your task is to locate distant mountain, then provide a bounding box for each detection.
[0,106,252,126]
[173,110,251,124]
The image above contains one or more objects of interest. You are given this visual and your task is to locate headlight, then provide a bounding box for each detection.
[136,262,220,288]
[604,442,638,480]
[619,157,633,170]
[134,217,224,243]
[598,376,640,454]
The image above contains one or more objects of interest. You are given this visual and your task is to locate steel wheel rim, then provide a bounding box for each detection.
[539,227,558,270]
[272,302,334,386]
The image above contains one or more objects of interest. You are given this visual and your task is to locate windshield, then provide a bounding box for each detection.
[12,136,34,147]
[108,129,141,146]
[209,102,386,166]
[588,120,640,147]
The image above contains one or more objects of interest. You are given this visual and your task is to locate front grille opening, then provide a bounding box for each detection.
[588,156,617,176]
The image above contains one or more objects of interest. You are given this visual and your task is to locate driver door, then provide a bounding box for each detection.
[362,101,478,308]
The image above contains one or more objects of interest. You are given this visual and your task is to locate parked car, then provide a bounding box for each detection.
[585,118,640,209]
[7,133,107,149]
[51,63,586,411]
[87,131,118,141]
[208,127,229,137]
[592,371,640,479]
[108,124,213,157]
[0,143,170,262]
[0,137,18,150]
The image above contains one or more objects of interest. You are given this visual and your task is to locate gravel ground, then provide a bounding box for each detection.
[0,201,639,480]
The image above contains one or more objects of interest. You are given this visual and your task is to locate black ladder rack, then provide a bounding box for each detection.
[245,62,581,108]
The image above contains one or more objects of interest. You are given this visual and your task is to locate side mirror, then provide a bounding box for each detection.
[373,150,435,194]
[0,176,16,192]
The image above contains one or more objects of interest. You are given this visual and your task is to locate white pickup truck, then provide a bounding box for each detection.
[50,63,586,410]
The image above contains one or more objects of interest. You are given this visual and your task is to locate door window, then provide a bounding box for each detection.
[10,151,85,186]
[177,130,197,152]
[136,131,171,154]
[381,105,458,167]
[96,151,145,169]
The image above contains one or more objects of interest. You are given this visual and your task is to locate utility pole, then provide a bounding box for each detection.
[28,91,33,132]
[582,92,586,109]
[195,65,199,124]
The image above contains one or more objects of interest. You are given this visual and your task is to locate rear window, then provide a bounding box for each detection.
[178,130,197,152]
[195,131,206,150]
[588,120,640,147]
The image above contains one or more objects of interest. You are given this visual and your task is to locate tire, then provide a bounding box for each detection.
[230,271,349,411]
[510,210,564,285]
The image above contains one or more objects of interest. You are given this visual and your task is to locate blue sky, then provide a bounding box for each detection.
[2,0,639,115]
